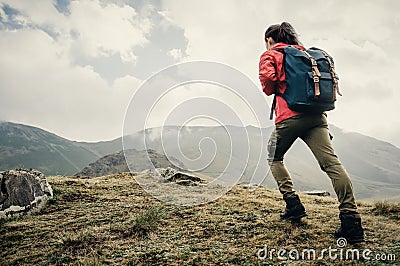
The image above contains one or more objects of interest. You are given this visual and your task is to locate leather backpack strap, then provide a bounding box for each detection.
[303,50,321,98]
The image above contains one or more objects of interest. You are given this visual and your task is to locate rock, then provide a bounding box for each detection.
[165,172,204,184]
[174,179,199,186]
[156,167,178,179]
[150,167,206,186]
[303,190,331,197]
[0,169,53,219]
[75,149,186,177]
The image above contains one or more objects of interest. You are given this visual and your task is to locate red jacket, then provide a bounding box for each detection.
[259,42,305,124]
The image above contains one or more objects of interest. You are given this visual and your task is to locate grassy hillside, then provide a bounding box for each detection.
[1,173,399,265]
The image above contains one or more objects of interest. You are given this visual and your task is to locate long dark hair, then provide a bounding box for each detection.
[265,22,300,45]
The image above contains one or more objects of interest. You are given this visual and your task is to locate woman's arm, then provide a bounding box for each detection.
[259,51,278,96]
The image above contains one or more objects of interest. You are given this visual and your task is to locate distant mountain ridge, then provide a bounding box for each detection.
[0,122,100,175]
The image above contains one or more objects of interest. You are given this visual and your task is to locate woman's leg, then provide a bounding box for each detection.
[301,115,364,243]
[268,115,310,220]
[300,115,358,214]
[268,118,301,197]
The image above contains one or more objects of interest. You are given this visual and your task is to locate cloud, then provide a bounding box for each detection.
[0,3,8,22]
[68,0,151,62]
[167,48,182,60]
[0,20,141,141]
[1,0,151,62]
[160,1,265,76]
[0,0,157,141]
[1,0,67,28]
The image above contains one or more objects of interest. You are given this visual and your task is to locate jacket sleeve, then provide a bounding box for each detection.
[259,51,277,96]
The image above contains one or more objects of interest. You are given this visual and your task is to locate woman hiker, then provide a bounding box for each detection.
[259,22,364,244]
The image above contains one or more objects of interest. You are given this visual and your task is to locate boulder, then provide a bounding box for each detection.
[303,190,331,197]
[149,167,207,186]
[0,169,53,218]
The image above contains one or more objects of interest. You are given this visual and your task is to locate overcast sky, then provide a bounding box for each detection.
[1,0,399,147]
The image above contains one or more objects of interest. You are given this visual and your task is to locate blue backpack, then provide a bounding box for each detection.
[270,46,341,119]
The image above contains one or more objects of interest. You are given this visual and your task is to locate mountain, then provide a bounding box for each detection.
[75,149,185,177]
[1,122,400,201]
[1,173,399,264]
[0,122,100,175]
[75,138,122,158]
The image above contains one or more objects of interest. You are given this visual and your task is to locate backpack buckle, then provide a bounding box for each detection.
[312,66,321,77]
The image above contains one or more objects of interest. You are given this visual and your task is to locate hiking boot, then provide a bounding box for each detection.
[280,194,307,221]
[335,213,364,244]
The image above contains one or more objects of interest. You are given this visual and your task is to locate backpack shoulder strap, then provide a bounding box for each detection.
[303,50,321,98]
[320,50,342,99]
[269,47,286,120]
[271,47,285,53]
[269,88,283,120]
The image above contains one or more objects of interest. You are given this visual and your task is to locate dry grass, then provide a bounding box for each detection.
[0,172,399,265]
[373,201,400,216]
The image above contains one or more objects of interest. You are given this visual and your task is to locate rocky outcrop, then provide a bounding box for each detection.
[75,149,185,177]
[0,169,53,218]
[151,167,207,186]
[303,190,331,197]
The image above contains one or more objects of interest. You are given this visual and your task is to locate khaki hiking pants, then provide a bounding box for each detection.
[267,113,358,214]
